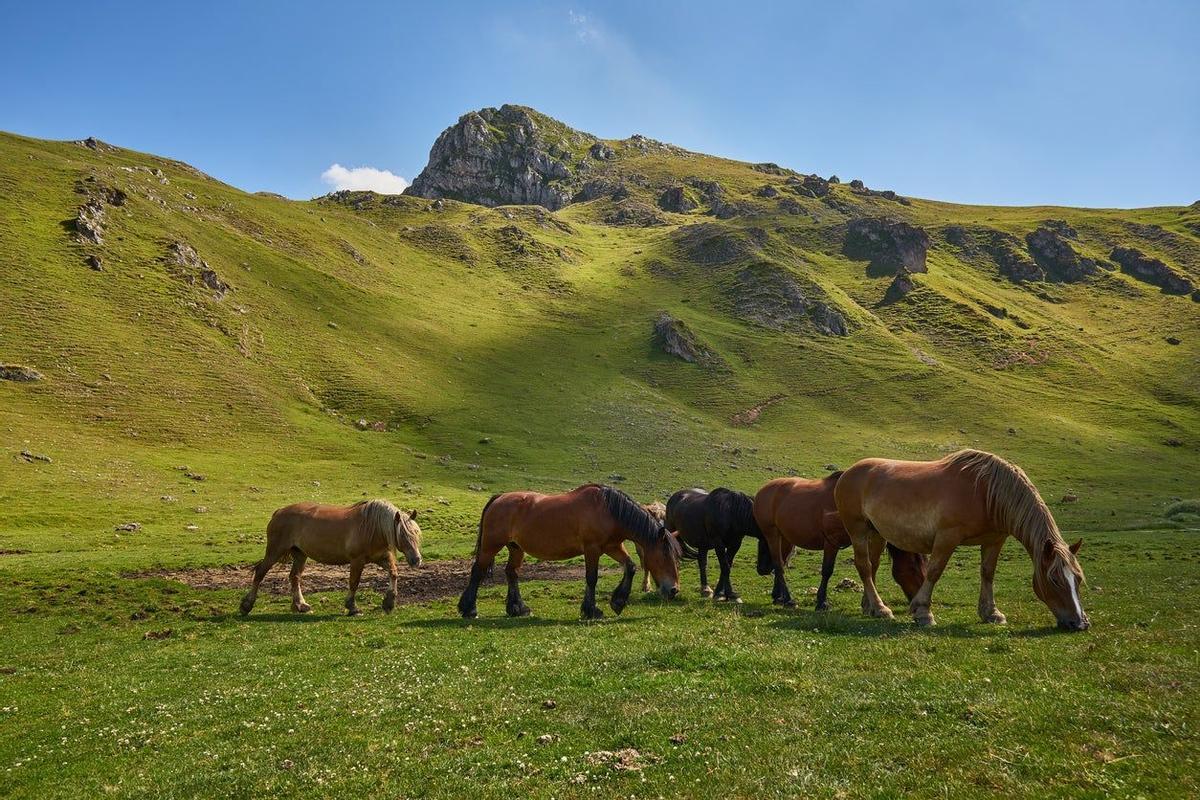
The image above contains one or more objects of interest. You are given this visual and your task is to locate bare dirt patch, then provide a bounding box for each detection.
[731,394,786,426]
[134,558,612,606]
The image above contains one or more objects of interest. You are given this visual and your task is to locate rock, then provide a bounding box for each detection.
[834,578,861,592]
[405,105,593,210]
[115,522,142,532]
[1061,493,1078,504]
[1164,438,1183,447]
[356,419,369,430]
[194,506,209,514]
[73,200,105,244]
[142,628,172,640]
[1165,336,1181,345]
[327,321,339,329]
[165,242,230,299]
[653,312,719,365]
[1110,247,1193,294]
[670,733,686,745]
[536,734,555,745]
[882,268,918,304]
[608,473,626,483]
[849,179,865,190]
[18,450,52,463]
[589,142,615,160]
[728,263,849,336]
[603,199,666,227]
[756,185,779,198]
[0,365,43,382]
[160,496,176,503]
[467,484,485,492]
[370,421,387,431]
[982,303,1008,319]
[1192,289,1200,303]
[844,218,930,276]
[542,699,557,709]
[786,174,830,198]
[848,181,910,204]
[85,254,103,271]
[658,186,698,213]
[673,223,763,266]
[1025,227,1101,282]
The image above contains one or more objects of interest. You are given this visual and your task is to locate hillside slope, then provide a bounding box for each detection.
[1,110,1197,560]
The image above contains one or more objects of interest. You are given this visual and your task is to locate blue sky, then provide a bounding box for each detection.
[2,1,1197,207]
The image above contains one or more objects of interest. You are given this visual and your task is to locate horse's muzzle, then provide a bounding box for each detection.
[1059,616,1090,632]
[660,585,679,600]
[407,555,423,568]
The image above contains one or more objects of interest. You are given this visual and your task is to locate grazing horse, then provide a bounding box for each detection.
[457,484,693,620]
[835,449,1089,630]
[753,474,927,610]
[240,499,423,616]
[664,487,761,602]
[636,501,667,593]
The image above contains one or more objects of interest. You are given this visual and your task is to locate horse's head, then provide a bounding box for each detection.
[1033,538,1088,631]
[394,509,423,568]
[641,527,693,599]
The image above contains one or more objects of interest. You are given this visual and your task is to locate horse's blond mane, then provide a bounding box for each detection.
[942,449,1082,589]
[354,499,420,553]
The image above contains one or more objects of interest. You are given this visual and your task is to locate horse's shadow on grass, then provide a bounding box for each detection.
[209,612,348,624]
[400,614,636,631]
[764,608,1068,638]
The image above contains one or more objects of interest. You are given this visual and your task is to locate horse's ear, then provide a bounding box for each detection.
[1041,539,1056,565]
[394,511,402,525]
[1069,538,1083,555]
[409,509,418,521]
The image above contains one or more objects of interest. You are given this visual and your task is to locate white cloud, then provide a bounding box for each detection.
[320,163,409,194]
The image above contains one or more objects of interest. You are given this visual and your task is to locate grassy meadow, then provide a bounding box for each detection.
[0,125,1198,797]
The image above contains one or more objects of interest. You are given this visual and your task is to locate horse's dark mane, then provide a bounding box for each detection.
[825,470,844,482]
[598,485,674,552]
[709,488,762,538]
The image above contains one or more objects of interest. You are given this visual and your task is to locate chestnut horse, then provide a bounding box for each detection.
[662,488,763,602]
[240,499,423,617]
[835,449,1088,630]
[754,474,927,610]
[458,484,691,620]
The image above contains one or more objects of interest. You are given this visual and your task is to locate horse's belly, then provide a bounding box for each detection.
[513,533,581,562]
[863,500,939,554]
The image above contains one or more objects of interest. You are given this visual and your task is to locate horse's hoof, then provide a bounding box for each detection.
[346,607,363,617]
[867,605,894,619]
[610,599,627,616]
[506,603,531,618]
[981,610,1007,625]
[293,603,311,614]
[581,607,605,621]
[461,608,478,619]
[239,598,254,616]
[774,597,796,608]
[815,601,832,612]
[700,587,714,598]
[381,594,395,613]
[914,613,936,627]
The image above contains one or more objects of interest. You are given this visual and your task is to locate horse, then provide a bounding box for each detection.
[834,449,1089,630]
[753,474,927,610]
[663,487,762,602]
[636,501,667,593]
[457,484,696,620]
[240,499,423,617]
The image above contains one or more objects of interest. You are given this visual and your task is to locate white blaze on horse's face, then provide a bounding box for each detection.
[1034,541,1088,631]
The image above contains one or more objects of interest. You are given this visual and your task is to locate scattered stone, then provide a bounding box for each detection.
[669,733,686,745]
[73,199,106,244]
[536,734,556,745]
[18,450,52,463]
[184,524,199,531]
[589,142,615,160]
[542,699,557,709]
[115,522,142,532]
[194,506,209,514]
[785,174,830,198]
[356,419,369,430]
[165,242,230,299]
[1110,247,1193,294]
[85,254,103,271]
[728,263,849,336]
[328,321,339,329]
[844,218,930,276]
[757,184,779,198]
[370,421,387,432]
[1062,493,1079,503]
[467,484,485,492]
[160,495,177,503]
[184,471,205,481]
[882,267,918,304]
[824,464,839,471]
[142,628,173,640]
[608,473,626,483]
[835,578,861,592]
[603,199,666,227]
[653,312,718,365]
[479,437,492,444]
[0,365,42,382]
[1164,438,1183,447]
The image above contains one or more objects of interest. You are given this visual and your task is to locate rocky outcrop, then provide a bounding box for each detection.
[728,263,849,336]
[166,242,230,299]
[653,312,719,365]
[674,224,766,266]
[603,199,666,227]
[1025,227,1102,282]
[882,268,918,304]
[843,218,930,276]
[0,365,42,382]
[785,174,830,198]
[658,186,698,213]
[1110,247,1193,294]
[405,105,598,210]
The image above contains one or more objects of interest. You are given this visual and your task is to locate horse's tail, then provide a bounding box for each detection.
[475,493,502,577]
[756,537,774,575]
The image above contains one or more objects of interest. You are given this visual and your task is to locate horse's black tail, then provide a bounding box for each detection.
[756,537,774,576]
[475,493,502,578]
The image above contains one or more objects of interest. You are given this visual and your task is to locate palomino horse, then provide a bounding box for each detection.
[240,499,423,616]
[753,474,927,610]
[835,449,1089,630]
[663,488,762,602]
[457,484,693,620]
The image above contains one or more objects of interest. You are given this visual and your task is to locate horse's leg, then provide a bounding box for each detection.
[714,537,743,603]
[580,547,605,620]
[344,556,366,616]
[378,552,399,613]
[814,540,837,611]
[504,544,531,617]
[636,542,652,593]
[848,522,892,619]
[769,535,795,607]
[290,549,311,613]
[698,547,713,598]
[909,537,957,627]
[458,539,501,619]
[605,543,637,616]
[240,539,289,615]
[977,541,1007,624]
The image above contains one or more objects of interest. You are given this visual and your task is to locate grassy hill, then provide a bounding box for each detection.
[1,111,1199,799]
[1,118,1196,560]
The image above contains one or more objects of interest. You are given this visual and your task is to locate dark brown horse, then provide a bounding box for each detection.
[754,474,927,610]
[664,488,762,602]
[240,499,423,616]
[457,484,693,620]
[835,449,1088,629]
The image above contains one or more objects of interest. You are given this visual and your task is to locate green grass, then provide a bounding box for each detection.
[0,123,1198,797]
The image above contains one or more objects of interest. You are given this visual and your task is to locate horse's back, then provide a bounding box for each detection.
[666,488,708,542]
[486,486,606,559]
[756,476,840,548]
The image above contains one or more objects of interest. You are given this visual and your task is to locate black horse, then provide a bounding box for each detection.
[665,487,761,602]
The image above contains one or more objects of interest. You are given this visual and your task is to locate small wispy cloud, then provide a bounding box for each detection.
[568,10,601,43]
[320,163,409,194]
